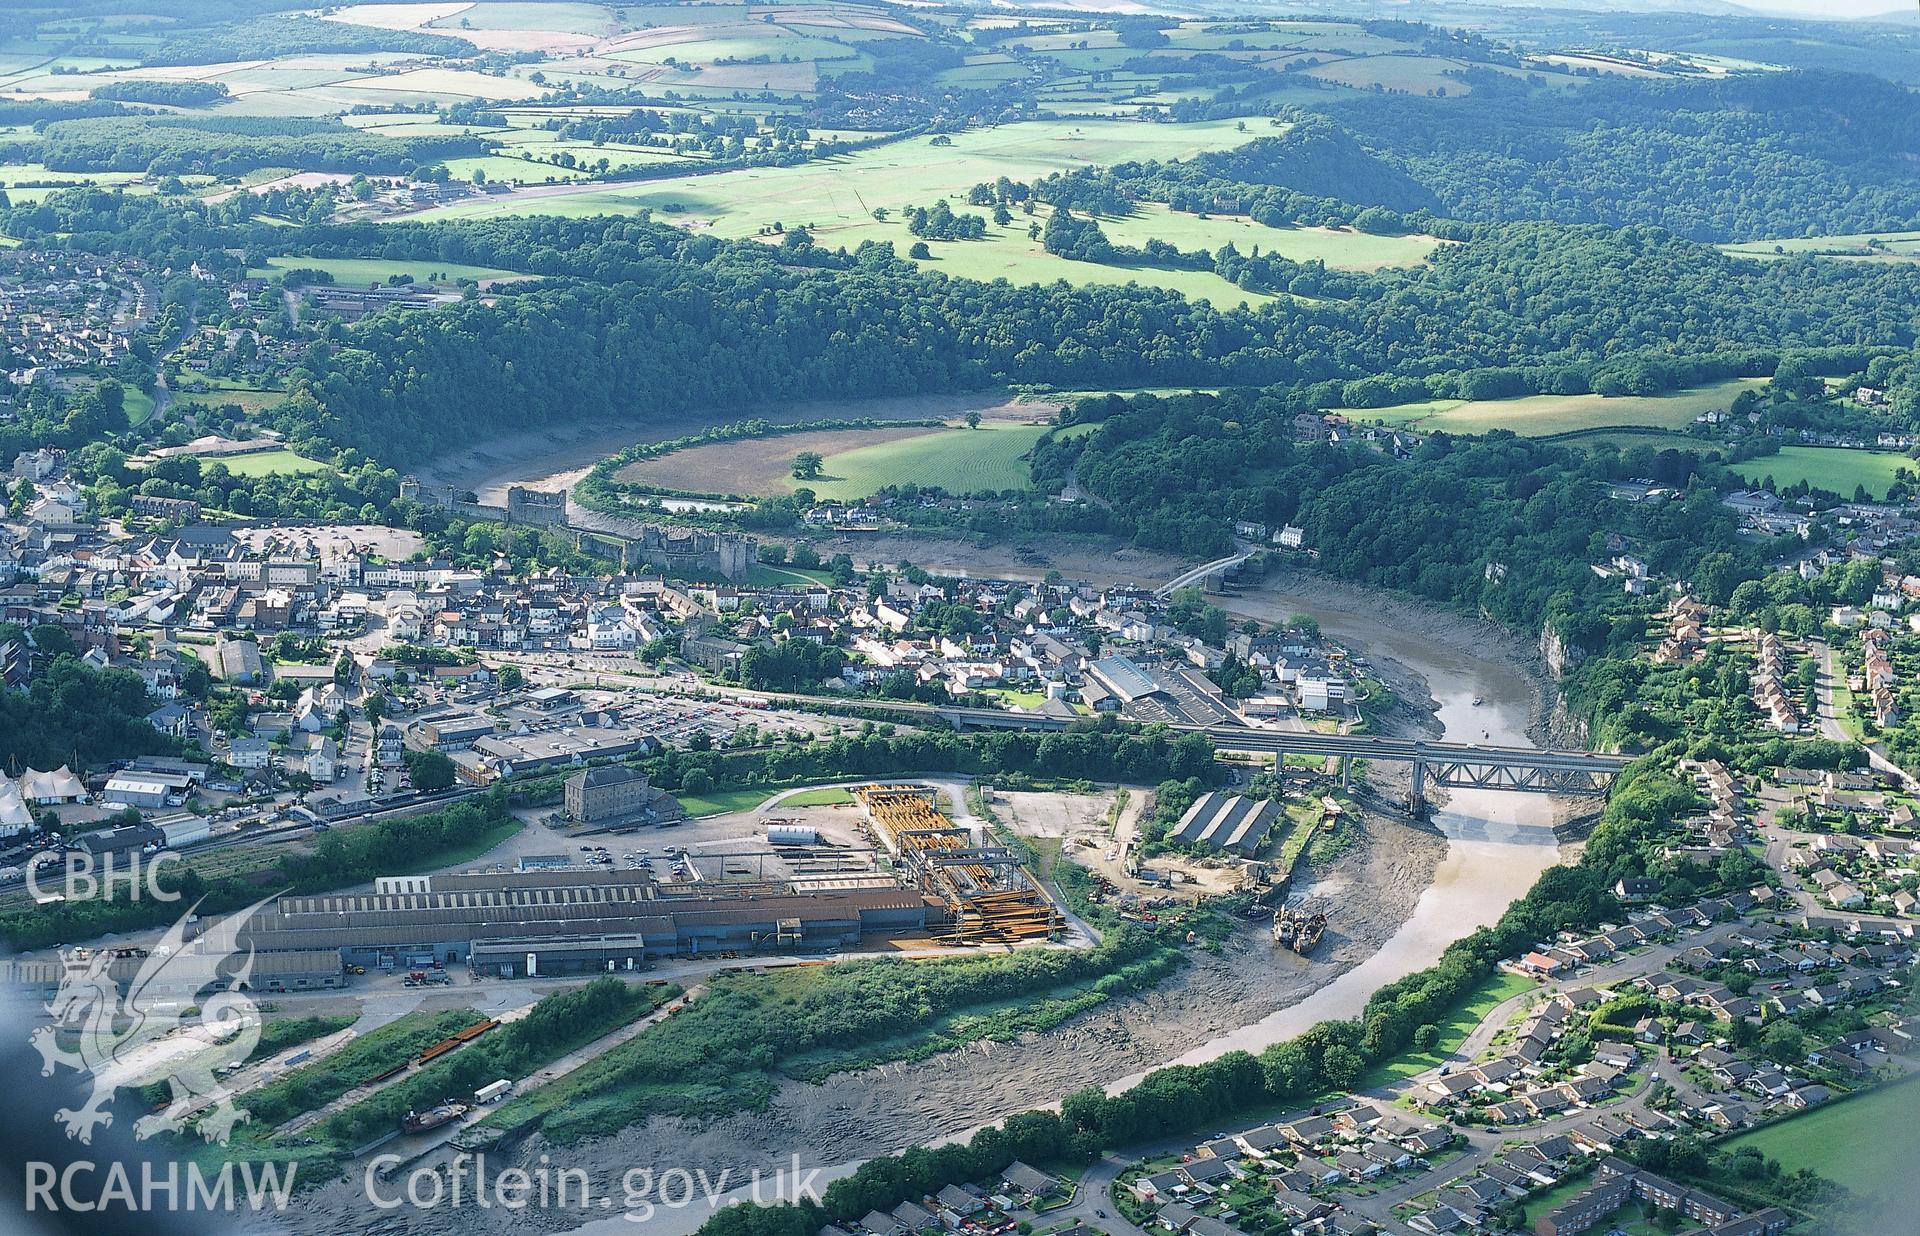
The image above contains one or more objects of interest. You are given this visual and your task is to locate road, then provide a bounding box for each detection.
[398,982,711,1163]
[1814,638,1916,791]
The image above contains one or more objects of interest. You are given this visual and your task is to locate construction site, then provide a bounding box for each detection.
[854,784,1062,946]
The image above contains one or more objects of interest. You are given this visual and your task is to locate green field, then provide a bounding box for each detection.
[172,382,290,415]
[121,385,155,426]
[844,204,1440,309]
[214,449,334,478]
[1348,378,1766,437]
[1306,53,1513,96]
[1100,209,1442,270]
[427,2,618,35]
[1355,971,1536,1088]
[673,786,776,818]
[407,118,1278,229]
[1723,230,1920,264]
[251,256,527,285]
[778,787,856,807]
[1733,446,1915,499]
[1552,428,1706,453]
[896,215,1278,309]
[803,422,1046,499]
[1725,1076,1917,1197]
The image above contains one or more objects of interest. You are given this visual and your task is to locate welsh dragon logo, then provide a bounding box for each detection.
[31,897,274,1145]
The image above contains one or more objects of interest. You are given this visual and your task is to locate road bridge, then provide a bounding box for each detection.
[804,698,1631,815]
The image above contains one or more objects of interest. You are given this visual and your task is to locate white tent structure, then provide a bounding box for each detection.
[19,766,86,804]
[0,778,33,836]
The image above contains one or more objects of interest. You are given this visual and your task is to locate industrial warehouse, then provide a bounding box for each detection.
[235,868,937,979]
[91,784,1070,988]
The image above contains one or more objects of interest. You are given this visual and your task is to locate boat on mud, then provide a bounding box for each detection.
[401,1102,468,1134]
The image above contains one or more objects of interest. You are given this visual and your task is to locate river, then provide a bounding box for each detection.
[555,573,1565,1236]
[1113,580,1563,1080]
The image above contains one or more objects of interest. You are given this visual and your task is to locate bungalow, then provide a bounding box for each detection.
[999,1162,1056,1199]
[1448,1175,1508,1211]
[1594,1043,1638,1070]
[1234,1125,1291,1157]
[1132,1170,1188,1203]
[1425,1073,1480,1102]
[1520,951,1569,976]
[1702,1102,1751,1130]
[933,1185,983,1218]
[1281,1115,1335,1146]
[1487,1100,1533,1125]
[1404,1126,1456,1155]
[1364,1140,1415,1169]
[1328,1213,1376,1236]
[1177,1157,1234,1188]
[1480,1163,1529,1196]
[1273,1190,1332,1223]
[1615,877,1663,902]
[1409,1206,1467,1234]
[1334,1105,1388,1135]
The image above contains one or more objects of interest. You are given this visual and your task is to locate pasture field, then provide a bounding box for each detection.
[895,215,1280,310]
[426,3,619,36]
[1346,378,1765,437]
[406,118,1278,227]
[1550,429,1705,453]
[172,384,289,416]
[1098,209,1443,271]
[1723,231,1920,264]
[214,449,333,478]
[614,420,1051,500]
[121,386,155,426]
[443,145,692,184]
[250,255,525,284]
[805,422,1048,499]
[1305,54,1491,95]
[1732,446,1915,499]
[0,164,142,189]
[617,425,937,495]
[1724,1076,1916,1197]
